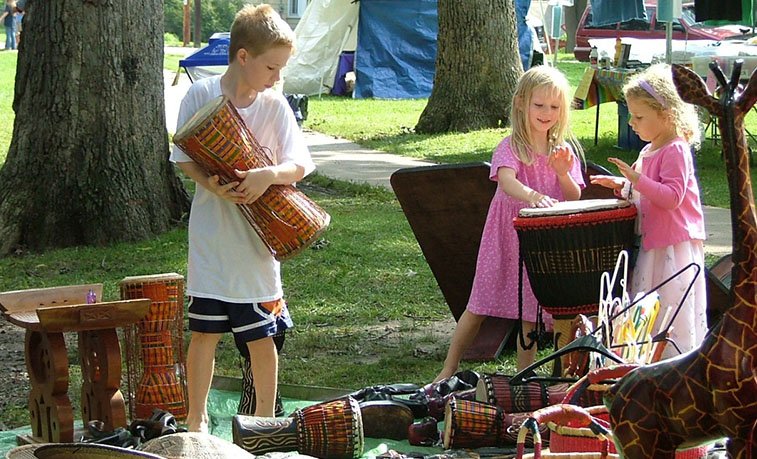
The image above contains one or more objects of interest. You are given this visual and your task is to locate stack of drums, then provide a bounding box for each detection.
[121,273,187,421]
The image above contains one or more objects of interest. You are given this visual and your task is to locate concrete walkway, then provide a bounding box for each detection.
[163,62,733,257]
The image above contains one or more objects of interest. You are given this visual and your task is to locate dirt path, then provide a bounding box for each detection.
[0,319,30,430]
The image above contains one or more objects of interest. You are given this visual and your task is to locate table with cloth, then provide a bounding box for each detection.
[573,67,641,147]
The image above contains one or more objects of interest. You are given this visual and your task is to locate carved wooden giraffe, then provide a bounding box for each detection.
[604,61,757,458]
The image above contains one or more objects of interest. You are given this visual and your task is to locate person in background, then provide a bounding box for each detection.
[434,66,585,382]
[0,0,16,51]
[13,3,21,48]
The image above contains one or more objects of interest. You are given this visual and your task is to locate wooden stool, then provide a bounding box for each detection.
[0,284,150,444]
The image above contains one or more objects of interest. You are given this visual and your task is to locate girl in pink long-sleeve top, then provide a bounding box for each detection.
[591,64,706,359]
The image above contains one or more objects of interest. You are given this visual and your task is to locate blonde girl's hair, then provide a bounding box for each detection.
[623,63,701,148]
[228,4,295,63]
[510,66,583,166]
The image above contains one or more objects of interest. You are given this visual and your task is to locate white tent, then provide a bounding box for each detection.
[282,0,358,96]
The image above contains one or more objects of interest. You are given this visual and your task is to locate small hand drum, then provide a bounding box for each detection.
[232,396,364,459]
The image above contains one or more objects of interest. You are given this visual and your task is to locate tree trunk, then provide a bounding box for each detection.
[0,0,191,256]
[564,0,587,53]
[415,0,522,134]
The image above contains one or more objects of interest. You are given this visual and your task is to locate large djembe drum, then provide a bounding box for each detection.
[513,199,637,318]
[173,95,330,261]
[121,273,187,421]
[232,397,364,459]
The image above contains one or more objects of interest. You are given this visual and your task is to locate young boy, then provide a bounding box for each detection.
[171,4,314,432]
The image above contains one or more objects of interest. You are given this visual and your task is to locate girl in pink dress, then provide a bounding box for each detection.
[435,66,585,381]
[591,64,706,359]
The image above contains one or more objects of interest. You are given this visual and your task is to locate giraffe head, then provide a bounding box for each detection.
[672,60,757,121]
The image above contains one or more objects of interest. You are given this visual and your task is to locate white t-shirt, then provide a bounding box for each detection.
[170,75,315,303]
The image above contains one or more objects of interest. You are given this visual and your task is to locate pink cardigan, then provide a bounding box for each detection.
[632,138,706,250]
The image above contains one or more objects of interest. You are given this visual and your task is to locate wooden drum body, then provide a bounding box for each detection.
[513,199,637,317]
[475,374,550,413]
[120,273,187,421]
[173,95,330,261]
[442,398,507,449]
[232,397,364,459]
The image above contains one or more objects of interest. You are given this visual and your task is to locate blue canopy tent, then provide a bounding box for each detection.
[353,0,534,99]
[179,32,230,82]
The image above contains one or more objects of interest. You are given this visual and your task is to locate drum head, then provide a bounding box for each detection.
[173,95,229,144]
[118,273,184,286]
[518,198,630,217]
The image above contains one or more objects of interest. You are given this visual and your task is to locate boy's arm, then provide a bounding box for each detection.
[175,161,245,204]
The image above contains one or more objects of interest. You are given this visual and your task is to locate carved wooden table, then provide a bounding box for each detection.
[0,284,149,443]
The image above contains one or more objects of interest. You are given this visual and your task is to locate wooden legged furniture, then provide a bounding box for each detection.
[0,284,150,443]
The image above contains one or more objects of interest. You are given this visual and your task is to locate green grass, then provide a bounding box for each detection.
[164,52,185,73]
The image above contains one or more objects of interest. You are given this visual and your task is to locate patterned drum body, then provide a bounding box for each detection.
[442,398,507,449]
[295,397,364,459]
[173,95,330,261]
[233,397,364,459]
[513,199,637,316]
[120,273,187,421]
[475,374,549,413]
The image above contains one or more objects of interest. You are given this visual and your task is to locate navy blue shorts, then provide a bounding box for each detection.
[187,297,294,352]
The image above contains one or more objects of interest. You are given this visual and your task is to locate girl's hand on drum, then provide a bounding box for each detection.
[529,192,557,208]
[589,175,625,190]
[608,157,640,184]
[207,175,245,203]
[549,146,574,176]
[235,168,273,204]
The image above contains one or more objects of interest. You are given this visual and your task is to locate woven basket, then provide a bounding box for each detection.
[5,445,40,459]
[140,432,254,458]
[29,443,164,458]
[515,404,618,459]
[548,406,615,455]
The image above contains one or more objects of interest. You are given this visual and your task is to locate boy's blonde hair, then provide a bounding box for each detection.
[229,4,295,63]
[623,63,701,148]
[510,66,583,166]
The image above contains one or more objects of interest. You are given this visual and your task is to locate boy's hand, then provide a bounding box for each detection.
[206,175,245,203]
[608,157,640,184]
[589,174,626,190]
[235,168,273,204]
[549,146,574,177]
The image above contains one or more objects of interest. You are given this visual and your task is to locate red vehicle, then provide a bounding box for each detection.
[574,3,749,61]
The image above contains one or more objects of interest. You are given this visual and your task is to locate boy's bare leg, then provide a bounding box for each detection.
[433,310,486,382]
[247,337,277,417]
[517,320,537,372]
[186,332,222,433]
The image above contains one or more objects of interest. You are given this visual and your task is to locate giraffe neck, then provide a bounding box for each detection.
[719,110,757,328]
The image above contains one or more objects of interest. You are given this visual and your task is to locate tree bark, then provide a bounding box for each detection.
[0,0,191,256]
[415,0,522,134]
